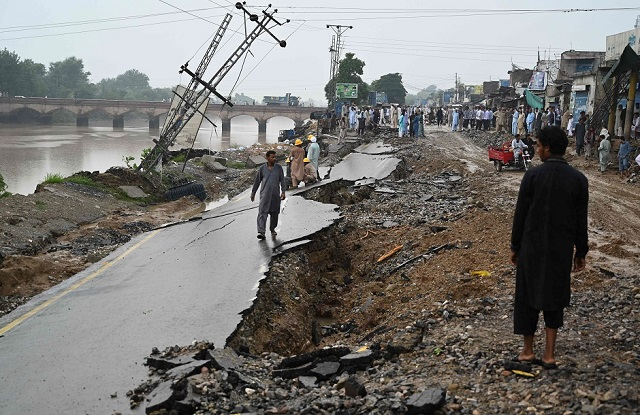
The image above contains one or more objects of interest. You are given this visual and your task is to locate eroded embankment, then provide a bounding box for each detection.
[226,178,378,356]
[225,158,459,357]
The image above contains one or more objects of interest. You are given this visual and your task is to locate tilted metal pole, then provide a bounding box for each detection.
[139,3,289,173]
[139,13,232,172]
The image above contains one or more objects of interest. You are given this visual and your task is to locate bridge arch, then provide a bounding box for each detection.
[215,114,299,137]
[0,97,325,133]
[3,107,42,124]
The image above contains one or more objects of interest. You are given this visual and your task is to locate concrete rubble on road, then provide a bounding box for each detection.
[132,341,447,415]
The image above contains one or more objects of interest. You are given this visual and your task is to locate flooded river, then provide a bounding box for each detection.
[0,116,294,195]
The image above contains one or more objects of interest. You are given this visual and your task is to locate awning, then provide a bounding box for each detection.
[524,89,544,109]
[603,44,640,84]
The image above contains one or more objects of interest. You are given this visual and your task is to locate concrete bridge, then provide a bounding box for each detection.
[0,97,326,135]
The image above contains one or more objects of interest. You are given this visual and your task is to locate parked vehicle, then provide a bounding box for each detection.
[488,141,532,171]
[278,129,295,142]
[263,93,300,106]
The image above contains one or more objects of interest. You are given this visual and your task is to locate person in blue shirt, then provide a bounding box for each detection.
[617,136,631,177]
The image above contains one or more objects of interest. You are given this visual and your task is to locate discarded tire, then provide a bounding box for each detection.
[165,182,207,202]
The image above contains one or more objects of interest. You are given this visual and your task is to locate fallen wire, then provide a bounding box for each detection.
[358,325,392,343]
[388,243,457,275]
[359,229,379,240]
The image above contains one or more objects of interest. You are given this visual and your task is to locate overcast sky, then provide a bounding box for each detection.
[1,1,639,104]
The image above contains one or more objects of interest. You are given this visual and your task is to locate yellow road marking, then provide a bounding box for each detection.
[0,229,161,336]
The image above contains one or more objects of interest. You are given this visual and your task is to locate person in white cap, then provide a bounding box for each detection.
[306,135,320,172]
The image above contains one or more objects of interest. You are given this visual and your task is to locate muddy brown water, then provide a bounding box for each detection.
[0,117,294,195]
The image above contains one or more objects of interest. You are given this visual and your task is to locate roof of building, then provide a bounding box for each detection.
[561,50,606,60]
[603,45,640,83]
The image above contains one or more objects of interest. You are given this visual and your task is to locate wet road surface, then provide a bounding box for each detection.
[0,152,399,414]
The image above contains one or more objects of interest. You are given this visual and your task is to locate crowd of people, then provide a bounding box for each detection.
[329,101,639,177]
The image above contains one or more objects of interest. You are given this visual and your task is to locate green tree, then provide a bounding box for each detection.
[97,70,173,101]
[44,57,94,98]
[18,59,47,97]
[98,69,148,100]
[0,49,22,96]
[0,50,47,97]
[324,52,369,105]
[406,85,441,106]
[370,73,407,105]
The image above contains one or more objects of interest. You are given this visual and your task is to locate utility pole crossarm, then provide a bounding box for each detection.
[138,3,289,173]
[206,2,289,91]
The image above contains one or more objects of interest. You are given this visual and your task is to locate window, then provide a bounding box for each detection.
[575,59,594,73]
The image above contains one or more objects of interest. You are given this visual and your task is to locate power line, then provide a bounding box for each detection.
[344,45,530,65]
[157,0,221,26]
[3,5,636,35]
[0,7,220,32]
[343,40,545,58]
[275,6,640,14]
[280,6,640,21]
[0,10,279,49]
[343,36,565,53]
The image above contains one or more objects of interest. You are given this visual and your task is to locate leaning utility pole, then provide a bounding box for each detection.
[138,2,289,173]
[326,24,352,110]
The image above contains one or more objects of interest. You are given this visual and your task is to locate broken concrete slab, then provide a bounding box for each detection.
[118,186,148,198]
[339,349,375,369]
[406,388,447,414]
[271,361,315,379]
[328,153,401,182]
[146,353,196,371]
[277,346,351,369]
[166,359,211,380]
[354,141,397,155]
[202,155,227,172]
[245,155,267,168]
[145,380,181,414]
[309,361,340,381]
[206,347,242,370]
